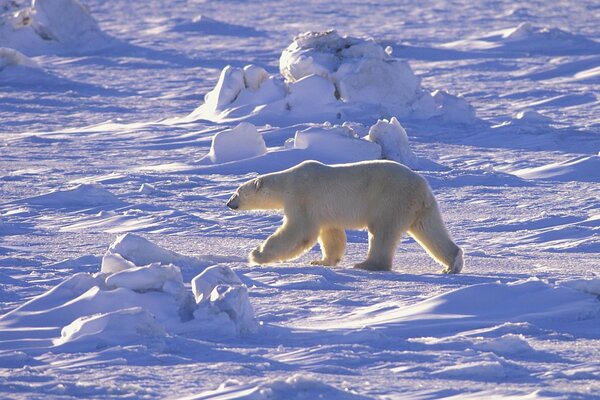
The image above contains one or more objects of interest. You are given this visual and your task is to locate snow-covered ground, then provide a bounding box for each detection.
[1,0,599,398]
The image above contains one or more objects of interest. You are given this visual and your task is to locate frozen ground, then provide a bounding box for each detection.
[1,0,599,398]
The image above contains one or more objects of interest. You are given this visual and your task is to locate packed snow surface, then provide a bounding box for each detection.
[1,0,599,399]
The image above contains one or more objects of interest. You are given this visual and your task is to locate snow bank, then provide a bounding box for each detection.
[101,232,202,273]
[306,277,600,337]
[512,155,600,182]
[192,119,436,172]
[291,124,382,164]
[443,22,600,55]
[202,122,267,164]
[367,117,418,167]
[0,0,112,55]
[0,235,256,352]
[23,183,123,208]
[0,47,38,71]
[191,374,365,400]
[188,30,475,125]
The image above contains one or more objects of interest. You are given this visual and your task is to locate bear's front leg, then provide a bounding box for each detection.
[248,218,319,265]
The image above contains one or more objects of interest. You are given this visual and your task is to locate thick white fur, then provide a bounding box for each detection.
[228,160,463,273]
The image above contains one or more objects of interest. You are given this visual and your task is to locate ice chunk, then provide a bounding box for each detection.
[1,0,111,54]
[367,117,418,167]
[100,251,137,274]
[105,263,184,292]
[0,47,38,70]
[293,125,382,164]
[432,90,477,124]
[207,122,267,163]
[243,64,269,90]
[204,66,246,111]
[191,265,256,334]
[189,30,474,125]
[23,184,122,208]
[106,233,199,268]
[191,265,242,303]
[53,307,165,349]
[287,74,338,112]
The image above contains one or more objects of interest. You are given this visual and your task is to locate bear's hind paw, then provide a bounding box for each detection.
[354,261,391,271]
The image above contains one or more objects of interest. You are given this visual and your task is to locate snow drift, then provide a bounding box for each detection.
[0,234,256,353]
[0,0,112,55]
[442,22,600,56]
[0,47,38,71]
[189,118,435,172]
[188,30,475,125]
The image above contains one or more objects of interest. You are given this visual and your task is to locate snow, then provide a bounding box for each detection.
[0,47,38,70]
[203,122,268,164]
[1,0,600,398]
[0,0,112,55]
[188,29,475,125]
[367,117,418,167]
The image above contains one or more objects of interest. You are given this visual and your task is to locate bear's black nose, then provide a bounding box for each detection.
[227,194,240,210]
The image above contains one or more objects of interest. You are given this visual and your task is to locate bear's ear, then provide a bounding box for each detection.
[254,178,263,191]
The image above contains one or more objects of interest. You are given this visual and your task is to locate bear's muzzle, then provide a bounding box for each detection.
[227,193,240,210]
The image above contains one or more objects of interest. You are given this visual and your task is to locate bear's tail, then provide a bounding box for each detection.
[408,198,463,274]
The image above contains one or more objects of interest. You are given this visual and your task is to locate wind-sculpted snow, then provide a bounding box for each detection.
[188,30,475,125]
[0,235,256,353]
[1,0,600,398]
[0,0,113,55]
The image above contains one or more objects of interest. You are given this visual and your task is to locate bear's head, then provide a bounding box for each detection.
[227,177,283,211]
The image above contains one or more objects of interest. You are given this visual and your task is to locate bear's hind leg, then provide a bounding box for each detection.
[354,222,403,271]
[250,218,319,265]
[311,227,346,266]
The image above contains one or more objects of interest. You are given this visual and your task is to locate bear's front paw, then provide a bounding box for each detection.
[249,248,270,265]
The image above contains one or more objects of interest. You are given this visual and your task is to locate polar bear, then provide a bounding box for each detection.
[227,160,463,273]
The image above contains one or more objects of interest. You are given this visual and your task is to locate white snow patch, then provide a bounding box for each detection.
[192,265,242,303]
[105,263,184,292]
[187,30,475,125]
[0,0,112,55]
[53,307,165,349]
[433,361,507,379]
[292,124,382,164]
[22,184,122,208]
[102,232,202,271]
[0,47,38,70]
[187,374,364,400]
[203,122,268,164]
[512,155,600,182]
[0,235,256,352]
[367,117,418,167]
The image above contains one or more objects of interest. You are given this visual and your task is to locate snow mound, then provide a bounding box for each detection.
[191,265,256,334]
[0,47,38,71]
[101,232,202,273]
[0,235,256,352]
[192,265,242,303]
[1,0,112,55]
[23,183,123,208]
[367,117,418,167]
[53,307,166,350]
[306,278,600,337]
[194,374,366,400]
[187,30,475,125]
[512,155,600,182]
[170,15,263,37]
[292,124,382,164]
[444,22,600,55]
[202,122,267,164]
